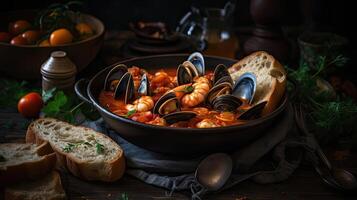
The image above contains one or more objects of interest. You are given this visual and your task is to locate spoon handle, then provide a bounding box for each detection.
[293,104,332,170]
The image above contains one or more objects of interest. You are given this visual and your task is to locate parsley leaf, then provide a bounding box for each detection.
[63,143,76,153]
[175,85,194,93]
[95,142,104,154]
[123,109,136,118]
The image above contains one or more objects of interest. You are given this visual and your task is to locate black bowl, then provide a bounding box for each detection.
[75,54,288,155]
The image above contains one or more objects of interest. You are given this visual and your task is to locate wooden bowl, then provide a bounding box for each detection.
[0,10,105,80]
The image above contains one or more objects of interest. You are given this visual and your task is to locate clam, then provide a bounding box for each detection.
[232,72,256,104]
[238,101,267,120]
[163,111,197,125]
[138,73,150,96]
[153,92,180,115]
[104,64,128,91]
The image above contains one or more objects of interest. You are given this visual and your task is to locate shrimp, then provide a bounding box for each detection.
[151,71,172,88]
[146,116,166,126]
[181,77,210,107]
[196,119,218,128]
[125,96,154,112]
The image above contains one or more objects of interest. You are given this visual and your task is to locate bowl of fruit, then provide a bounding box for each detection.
[0,3,105,79]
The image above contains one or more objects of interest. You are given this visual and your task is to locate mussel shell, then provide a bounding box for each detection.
[163,111,197,125]
[232,72,257,104]
[138,73,151,96]
[114,72,135,104]
[177,64,194,85]
[187,52,205,76]
[213,64,232,86]
[104,64,128,91]
[212,94,242,112]
[206,82,232,104]
[238,101,267,120]
[214,75,233,87]
[153,92,178,115]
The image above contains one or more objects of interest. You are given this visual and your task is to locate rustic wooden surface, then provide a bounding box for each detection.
[1,31,357,199]
[1,109,357,200]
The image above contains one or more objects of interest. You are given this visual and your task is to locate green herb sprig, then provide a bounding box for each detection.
[95,142,104,154]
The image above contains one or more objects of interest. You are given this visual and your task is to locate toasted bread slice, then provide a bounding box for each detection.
[26,118,125,182]
[4,170,66,200]
[228,51,287,115]
[0,142,56,185]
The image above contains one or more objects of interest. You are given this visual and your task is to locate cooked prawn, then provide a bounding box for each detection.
[125,96,154,112]
[181,77,210,107]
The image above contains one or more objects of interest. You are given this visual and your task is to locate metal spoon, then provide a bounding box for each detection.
[294,104,357,192]
[195,153,233,192]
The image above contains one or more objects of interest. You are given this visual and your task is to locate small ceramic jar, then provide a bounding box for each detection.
[41,51,77,93]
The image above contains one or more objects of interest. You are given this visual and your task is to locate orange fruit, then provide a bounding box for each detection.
[39,39,50,47]
[49,28,73,46]
[75,23,93,36]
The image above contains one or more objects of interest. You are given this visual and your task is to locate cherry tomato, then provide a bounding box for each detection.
[50,28,73,46]
[10,36,28,45]
[0,32,12,43]
[75,23,93,36]
[8,20,31,35]
[39,39,50,47]
[18,92,43,118]
[21,30,41,44]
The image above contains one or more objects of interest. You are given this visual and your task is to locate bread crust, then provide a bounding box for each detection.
[4,170,66,200]
[0,143,56,186]
[229,51,286,115]
[26,118,125,182]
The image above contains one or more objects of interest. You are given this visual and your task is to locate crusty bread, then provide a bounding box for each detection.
[228,51,287,115]
[4,170,66,200]
[0,142,56,185]
[26,118,125,182]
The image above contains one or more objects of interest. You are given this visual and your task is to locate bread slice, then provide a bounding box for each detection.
[4,170,66,200]
[0,142,56,185]
[228,51,287,115]
[26,118,125,182]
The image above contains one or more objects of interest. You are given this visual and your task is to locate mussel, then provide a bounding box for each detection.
[211,94,242,112]
[206,64,233,104]
[104,64,128,91]
[153,92,180,115]
[237,101,267,120]
[187,52,205,76]
[232,72,256,104]
[138,73,150,96]
[163,111,197,125]
[177,52,205,85]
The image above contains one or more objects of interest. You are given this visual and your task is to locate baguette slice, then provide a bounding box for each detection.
[0,142,56,185]
[26,118,125,182]
[4,170,66,200]
[228,51,287,115]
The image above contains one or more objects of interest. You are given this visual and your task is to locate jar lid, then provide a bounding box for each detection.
[41,51,77,78]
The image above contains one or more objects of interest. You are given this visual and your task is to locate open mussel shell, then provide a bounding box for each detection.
[163,111,197,125]
[114,72,135,104]
[187,52,205,76]
[213,64,232,86]
[232,72,257,104]
[177,63,194,85]
[153,92,180,115]
[104,64,128,91]
[212,94,242,112]
[138,73,151,96]
[206,82,233,104]
[238,101,267,120]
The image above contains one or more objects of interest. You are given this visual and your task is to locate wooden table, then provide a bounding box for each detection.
[1,108,356,200]
[1,31,356,200]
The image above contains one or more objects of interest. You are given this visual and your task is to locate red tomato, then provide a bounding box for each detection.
[10,36,28,45]
[21,30,41,44]
[8,20,31,35]
[18,92,44,118]
[0,32,12,43]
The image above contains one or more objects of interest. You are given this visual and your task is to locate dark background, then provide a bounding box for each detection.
[2,0,356,76]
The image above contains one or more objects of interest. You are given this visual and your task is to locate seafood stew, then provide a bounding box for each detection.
[99,52,268,128]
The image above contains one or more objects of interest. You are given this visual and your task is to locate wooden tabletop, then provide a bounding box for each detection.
[1,31,357,200]
[1,109,356,200]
